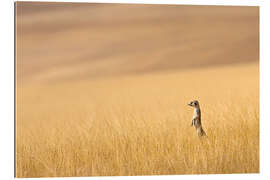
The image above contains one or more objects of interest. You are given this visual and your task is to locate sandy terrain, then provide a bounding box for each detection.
[16,2,259,84]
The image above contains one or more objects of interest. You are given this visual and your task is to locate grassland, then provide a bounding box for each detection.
[16,62,259,177]
[16,3,259,177]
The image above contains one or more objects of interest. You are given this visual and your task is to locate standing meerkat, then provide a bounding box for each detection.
[188,100,206,137]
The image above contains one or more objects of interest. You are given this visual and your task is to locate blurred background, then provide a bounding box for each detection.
[16,2,259,85]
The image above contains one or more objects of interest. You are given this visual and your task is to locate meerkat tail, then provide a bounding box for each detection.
[197,127,206,137]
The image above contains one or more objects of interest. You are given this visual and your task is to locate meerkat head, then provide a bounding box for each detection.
[188,100,200,108]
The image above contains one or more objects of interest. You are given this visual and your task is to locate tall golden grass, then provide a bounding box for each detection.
[16,63,259,177]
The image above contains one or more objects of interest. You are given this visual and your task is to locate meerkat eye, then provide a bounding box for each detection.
[194,102,197,105]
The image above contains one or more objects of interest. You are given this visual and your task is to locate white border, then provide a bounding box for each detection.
[8,0,261,6]
[1,0,268,180]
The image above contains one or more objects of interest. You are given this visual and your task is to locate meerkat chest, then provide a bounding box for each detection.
[193,108,200,120]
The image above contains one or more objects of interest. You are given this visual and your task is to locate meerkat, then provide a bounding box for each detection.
[188,100,206,137]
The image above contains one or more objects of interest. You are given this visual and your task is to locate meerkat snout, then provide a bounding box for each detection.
[188,100,199,108]
[188,100,206,137]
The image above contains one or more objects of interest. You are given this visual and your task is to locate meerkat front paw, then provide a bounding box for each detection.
[191,119,194,126]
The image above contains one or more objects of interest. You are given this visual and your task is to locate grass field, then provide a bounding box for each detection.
[16,2,259,177]
[16,62,259,177]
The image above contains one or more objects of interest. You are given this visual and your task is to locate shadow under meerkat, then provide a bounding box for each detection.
[188,100,207,137]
